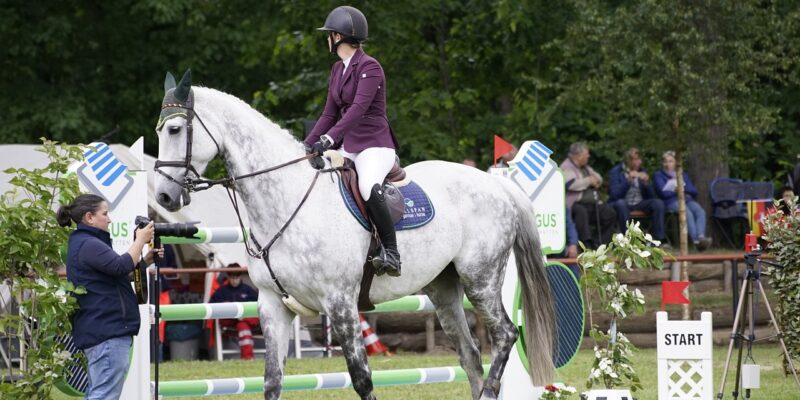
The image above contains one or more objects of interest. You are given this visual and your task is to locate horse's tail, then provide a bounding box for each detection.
[510,191,556,385]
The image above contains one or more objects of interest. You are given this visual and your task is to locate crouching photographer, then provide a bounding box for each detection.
[57,194,161,400]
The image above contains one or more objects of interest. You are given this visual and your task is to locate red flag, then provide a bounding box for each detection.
[661,281,690,310]
[494,135,514,162]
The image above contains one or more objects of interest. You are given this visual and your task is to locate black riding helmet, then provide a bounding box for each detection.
[318,6,368,53]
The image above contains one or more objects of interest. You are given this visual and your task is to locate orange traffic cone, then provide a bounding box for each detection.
[359,314,392,356]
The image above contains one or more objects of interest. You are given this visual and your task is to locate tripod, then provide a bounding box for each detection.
[716,250,800,399]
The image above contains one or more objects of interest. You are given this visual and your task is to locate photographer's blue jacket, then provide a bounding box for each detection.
[67,224,140,349]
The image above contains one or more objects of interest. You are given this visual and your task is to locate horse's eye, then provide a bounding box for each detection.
[168,126,181,135]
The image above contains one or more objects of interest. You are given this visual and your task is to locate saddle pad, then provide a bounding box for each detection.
[339,179,435,231]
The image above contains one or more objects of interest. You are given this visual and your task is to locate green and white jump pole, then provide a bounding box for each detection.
[157,364,490,397]
[158,295,474,322]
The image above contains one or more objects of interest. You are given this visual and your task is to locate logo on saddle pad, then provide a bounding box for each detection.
[339,180,435,231]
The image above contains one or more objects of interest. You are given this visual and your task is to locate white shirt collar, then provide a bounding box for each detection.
[342,55,353,75]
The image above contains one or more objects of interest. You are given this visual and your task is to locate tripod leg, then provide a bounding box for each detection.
[756,280,800,388]
[732,286,750,400]
[718,277,750,399]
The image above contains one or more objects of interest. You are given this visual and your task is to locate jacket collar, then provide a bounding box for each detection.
[340,47,365,87]
[76,223,112,245]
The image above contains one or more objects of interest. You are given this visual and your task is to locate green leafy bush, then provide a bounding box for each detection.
[578,221,667,392]
[762,196,800,373]
[0,140,85,398]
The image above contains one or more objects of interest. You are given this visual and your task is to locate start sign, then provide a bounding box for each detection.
[656,311,713,400]
[656,311,712,359]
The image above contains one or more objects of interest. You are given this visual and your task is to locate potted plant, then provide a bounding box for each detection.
[577,221,667,399]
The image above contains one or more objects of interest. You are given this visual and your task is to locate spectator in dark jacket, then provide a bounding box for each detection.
[58,194,157,400]
[608,148,668,246]
[654,151,711,250]
[210,263,260,359]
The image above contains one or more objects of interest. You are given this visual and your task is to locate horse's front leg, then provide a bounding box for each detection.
[325,294,376,400]
[258,289,295,400]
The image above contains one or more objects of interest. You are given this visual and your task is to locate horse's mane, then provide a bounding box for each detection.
[192,86,302,147]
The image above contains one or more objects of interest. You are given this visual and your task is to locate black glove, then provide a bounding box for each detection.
[310,136,333,155]
[304,142,326,170]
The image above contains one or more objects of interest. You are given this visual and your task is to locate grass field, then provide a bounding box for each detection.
[49,344,800,399]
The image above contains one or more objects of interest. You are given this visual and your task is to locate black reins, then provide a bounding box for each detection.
[153,100,332,299]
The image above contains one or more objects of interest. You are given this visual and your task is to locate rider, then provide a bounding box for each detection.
[305,6,401,277]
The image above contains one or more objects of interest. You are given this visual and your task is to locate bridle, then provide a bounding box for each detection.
[153,95,317,194]
[153,89,330,299]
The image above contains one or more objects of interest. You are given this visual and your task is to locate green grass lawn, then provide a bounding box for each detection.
[49,344,800,399]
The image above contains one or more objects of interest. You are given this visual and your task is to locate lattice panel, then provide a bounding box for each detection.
[666,359,705,399]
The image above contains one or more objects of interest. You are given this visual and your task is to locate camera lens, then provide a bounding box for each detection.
[154,222,199,238]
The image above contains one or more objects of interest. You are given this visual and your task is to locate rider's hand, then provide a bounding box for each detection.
[311,135,333,155]
[304,142,325,170]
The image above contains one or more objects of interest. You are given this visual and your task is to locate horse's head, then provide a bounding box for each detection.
[153,70,221,211]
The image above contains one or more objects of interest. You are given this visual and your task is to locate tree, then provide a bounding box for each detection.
[554,0,799,317]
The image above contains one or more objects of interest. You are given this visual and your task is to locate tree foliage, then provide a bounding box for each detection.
[0,140,85,397]
[1,1,799,179]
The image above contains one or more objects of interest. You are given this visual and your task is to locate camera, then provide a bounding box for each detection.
[134,216,199,238]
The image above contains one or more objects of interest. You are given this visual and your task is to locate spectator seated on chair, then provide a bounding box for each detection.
[777,186,798,215]
[561,142,617,249]
[608,147,669,249]
[210,263,260,359]
[654,151,712,251]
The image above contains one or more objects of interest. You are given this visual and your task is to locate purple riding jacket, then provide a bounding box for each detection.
[305,48,399,153]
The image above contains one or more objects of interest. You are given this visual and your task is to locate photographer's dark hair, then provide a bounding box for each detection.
[57,194,105,227]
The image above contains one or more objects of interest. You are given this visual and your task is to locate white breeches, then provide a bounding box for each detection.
[339,147,397,200]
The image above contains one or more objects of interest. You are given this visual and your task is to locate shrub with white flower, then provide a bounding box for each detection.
[539,382,577,399]
[578,221,667,392]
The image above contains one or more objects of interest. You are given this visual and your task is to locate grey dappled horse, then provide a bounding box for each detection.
[153,72,555,400]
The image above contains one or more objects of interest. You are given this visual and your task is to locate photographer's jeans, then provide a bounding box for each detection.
[84,336,132,400]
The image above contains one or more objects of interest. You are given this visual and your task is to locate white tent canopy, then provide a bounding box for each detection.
[0,142,251,268]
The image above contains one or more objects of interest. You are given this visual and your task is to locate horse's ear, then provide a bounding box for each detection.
[174,69,192,102]
[164,72,176,92]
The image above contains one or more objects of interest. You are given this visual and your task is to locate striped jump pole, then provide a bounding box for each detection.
[160,227,248,245]
[156,364,489,397]
[158,295,474,322]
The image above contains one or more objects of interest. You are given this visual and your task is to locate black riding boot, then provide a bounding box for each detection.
[365,184,401,277]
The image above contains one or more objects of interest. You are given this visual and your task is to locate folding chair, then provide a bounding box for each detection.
[740,181,773,202]
[709,177,746,248]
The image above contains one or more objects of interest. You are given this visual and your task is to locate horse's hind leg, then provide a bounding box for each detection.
[258,290,296,400]
[459,258,519,400]
[324,294,376,400]
[423,263,484,400]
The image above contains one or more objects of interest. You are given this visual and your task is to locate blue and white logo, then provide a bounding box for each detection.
[514,141,553,183]
[404,198,415,208]
[508,141,557,201]
[77,142,134,210]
